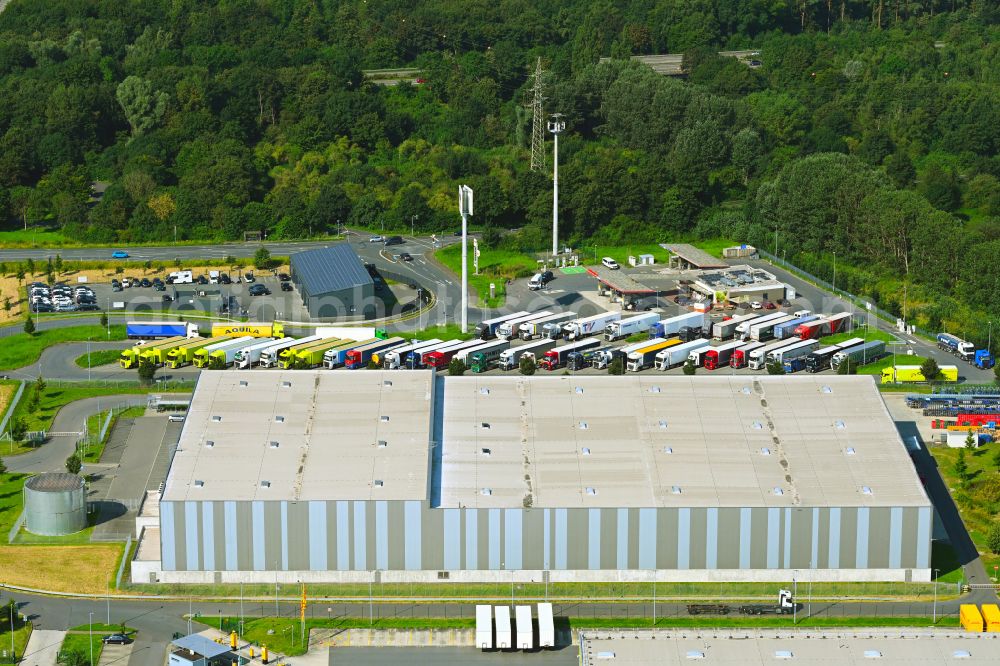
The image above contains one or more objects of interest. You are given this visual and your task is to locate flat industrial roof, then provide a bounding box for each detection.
[438,375,928,509]
[161,370,434,502]
[580,630,1000,665]
[586,266,656,295]
[662,243,729,268]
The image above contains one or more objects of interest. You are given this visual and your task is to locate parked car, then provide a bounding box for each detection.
[139,278,152,288]
[369,235,384,243]
[278,273,291,281]
[528,270,554,290]
[243,272,255,283]
[111,250,129,259]
[601,257,620,270]
[383,235,404,246]
[102,634,132,645]
[248,284,270,296]
[399,252,413,262]
[77,303,100,311]
[763,301,777,310]
[750,301,763,310]
[195,275,208,285]
[219,273,232,285]
[280,282,293,292]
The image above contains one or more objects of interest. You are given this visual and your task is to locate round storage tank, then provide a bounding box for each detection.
[24,473,87,536]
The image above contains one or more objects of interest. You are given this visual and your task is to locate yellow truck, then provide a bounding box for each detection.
[167,335,235,369]
[280,337,348,369]
[275,337,340,368]
[880,364,958,384]
[193,336,256,368]
[211,322,284,338]
[119,336,189,368]
[982,604,1000,632]
[961,604,984,632]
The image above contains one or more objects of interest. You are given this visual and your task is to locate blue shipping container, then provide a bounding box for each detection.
[126,322,189,339]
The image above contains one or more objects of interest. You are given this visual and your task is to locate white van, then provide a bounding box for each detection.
[209,270,220,284]
[169,270,193,284]
[601,257,620,270]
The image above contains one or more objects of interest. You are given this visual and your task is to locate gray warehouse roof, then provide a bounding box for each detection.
[580,630,1000,665]
[290,244,373,295]
[162,370,434,502]
[439,375,928,510]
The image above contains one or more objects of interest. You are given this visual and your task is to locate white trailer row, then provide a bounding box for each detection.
[476,603,555,651]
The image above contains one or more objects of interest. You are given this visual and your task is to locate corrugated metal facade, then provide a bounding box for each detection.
[160,501,931,572]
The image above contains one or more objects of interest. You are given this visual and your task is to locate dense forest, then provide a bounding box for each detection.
[0,1,998,339]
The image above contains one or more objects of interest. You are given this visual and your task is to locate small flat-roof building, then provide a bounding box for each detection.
[136,373,931,584]
[691,265,789,304]
[289,244,374,318]
[587,266,656,309]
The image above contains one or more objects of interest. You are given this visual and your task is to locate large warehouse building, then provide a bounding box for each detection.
[289,244,374,318]
[132,373,932,584]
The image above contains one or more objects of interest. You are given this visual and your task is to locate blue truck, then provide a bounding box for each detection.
[126,320,198,339]
[773,315,818,340]
[937,332,994,369]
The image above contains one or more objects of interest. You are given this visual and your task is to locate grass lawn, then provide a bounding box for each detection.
[0,228,70,246]
[73,349,123,368]
[401,323,475,341]
[434,245,537,308]
[81,406,145,463]
[0,325,126,370]
[0,544,123,593]
[0,473,29,539]
[58,632,104,666]
[9,383,151,434]
[928,443,1000,575]
[819,326,898,346]
[0,612,32,663]
[67,624,135,634]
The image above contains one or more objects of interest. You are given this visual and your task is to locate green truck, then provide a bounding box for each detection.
[119,335,189,369]
[141,336,196,366]
[282,337,352,369]
[167,335,235,369]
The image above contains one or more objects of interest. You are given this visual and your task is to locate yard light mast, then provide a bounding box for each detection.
[458,185,474,333]
[548,114,565,257]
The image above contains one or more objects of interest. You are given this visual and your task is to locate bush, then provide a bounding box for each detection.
[448,358,467,376]
[766,360,786,375]
[254,247,274,270]
[921,357,940,382]
[65,454,82,475]
[608,357,625,375]
[837,358,858,375]
[23,317,35,335]
[8,417,27,442]
[682,360,696,375]
[137,357,157,383]
[519,355,536,375]
[988,522,1000,556]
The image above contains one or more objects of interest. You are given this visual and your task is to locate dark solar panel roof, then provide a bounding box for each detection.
[290,244,373,295]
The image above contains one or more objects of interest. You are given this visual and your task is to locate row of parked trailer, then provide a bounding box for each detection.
[476,603,554,651]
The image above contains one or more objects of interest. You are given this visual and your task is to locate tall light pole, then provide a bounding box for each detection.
[548,114,565,257]
[89,612,94,666]
[832,251,837,294]
[411,215,418,238]
[458,185,474,333]
[988,321,993,353]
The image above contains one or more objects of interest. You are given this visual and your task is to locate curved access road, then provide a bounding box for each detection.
[4,394,149,474]
[2,341,201,383]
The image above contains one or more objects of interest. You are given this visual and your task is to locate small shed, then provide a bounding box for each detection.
[169,634,232,666]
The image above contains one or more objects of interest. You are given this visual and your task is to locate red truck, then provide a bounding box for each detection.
[423,339,484,369]
[795,312,854,339]
[730,341,765,369]
[702,340,745,371]
[539,339,600,371]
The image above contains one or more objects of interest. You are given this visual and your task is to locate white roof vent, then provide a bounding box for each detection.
[274,415,285,423]
[380,415,389,422]
[239,380,249,387]
[193,480,205,488]
[952,650,971,659]
[575,386,584,394]
[671,485,682,494]
[821,385,832,393]
[596,653,616,661]
[658,420,668,429]
[663,446,673,454]
[760,447,771,456]
[211,415,222,422]
[205,440,214,448]
[863,651,882,659]
[480,488,492,496]
[479,387,490,395]
[686,651,706,660]
[845,447,856,455]
[585,487,597,496]
[260,480,271,489]
[649,386,661,393]
[752,421,763,430]
[578,421,588,430]
[281,381,292,388]
[480,448,491,456]
[775,651,793,660]
[374,479,384,488]
[269,441,280,449]
[377,440,388,448]
[742,386,752,395]
[581,447,591,456]
[861,486,873,495]
[773,487,784,496]
[383,380,392,387]
[834,420,846,429]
